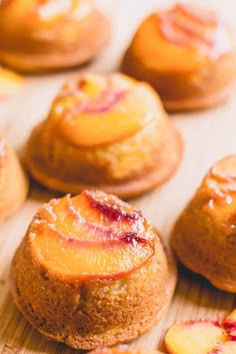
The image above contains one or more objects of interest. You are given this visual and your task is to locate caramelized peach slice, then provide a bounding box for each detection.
[88,345,164,354]
[165,310,236,354]
[223,309,236,340]
[202,155,236,220]
[165,321,225,354]
[31,191,155,280]
[50,74,161,147]
[159,3,218,50]
[33,0,80,21]
[209,342,236,354]
[0,68,23,100]
[0,0,79,21]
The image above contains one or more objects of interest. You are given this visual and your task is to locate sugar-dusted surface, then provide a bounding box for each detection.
[0,0,236,353]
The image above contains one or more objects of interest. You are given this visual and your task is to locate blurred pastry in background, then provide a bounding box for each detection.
[122,3,236,111]
[25,73,182,198]
[0,0,110,73]
[0,133,28,223]
[171,155,236,292]
[10,190,177,349]
[0,67,24,100]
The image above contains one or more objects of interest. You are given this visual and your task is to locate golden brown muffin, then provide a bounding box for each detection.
[122,3,236,111]
[89,345,164,354]
[0,133,28,223]
[0,0,110,73]
[10,190,177,350]
[171,155,236,292]
[24,73,183,198]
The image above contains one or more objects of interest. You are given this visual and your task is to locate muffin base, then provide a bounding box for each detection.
[25,123,183,199]
[163,83,233,112]
[10,237,177,350]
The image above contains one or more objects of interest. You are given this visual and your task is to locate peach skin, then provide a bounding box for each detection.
[122,3,236,111]
[0,0,110,73]
[24,73,183,198]
[0,133,28,223]
[171,155,236,292]
[165,309,236,354]
[10,190,177,349]
[89,345,164,354]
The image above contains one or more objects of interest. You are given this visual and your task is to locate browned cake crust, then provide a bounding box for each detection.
[171,155,236,292]
[25,120,183,199]
[0,137,28,223]
[10,191,177,349]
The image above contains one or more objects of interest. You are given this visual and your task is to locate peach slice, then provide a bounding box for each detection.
[223,309,236,340]
[33,0,81,21]
[51,74,161,147]
[203,155,236,221]
[31,190,155,280]
[88,345,164,354]
[165,310,236,354]
[208,342,236,354]
[165,321,225,354]
[159,3,218,50]
[0,0,80,23]
[0,68,23,100]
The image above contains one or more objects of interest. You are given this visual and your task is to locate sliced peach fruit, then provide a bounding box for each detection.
[165,321,225,354]
[223,309,236,340]
[88,345,164,354]
[31,190,155,280]
[0,68,23,100]
[202,155,236,222]
[50,73,161,147]
[208,342,236,354]
[165,310,236,354]
[159,4,218,50]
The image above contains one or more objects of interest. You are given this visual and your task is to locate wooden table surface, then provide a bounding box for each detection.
[1,0,236,353]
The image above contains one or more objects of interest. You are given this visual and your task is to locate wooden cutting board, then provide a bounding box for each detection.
[0,0,236,353]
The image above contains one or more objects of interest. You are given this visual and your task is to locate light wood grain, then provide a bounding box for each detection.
[1,0,236,353]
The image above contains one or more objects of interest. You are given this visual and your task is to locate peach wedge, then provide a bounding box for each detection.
[165,310,236,354]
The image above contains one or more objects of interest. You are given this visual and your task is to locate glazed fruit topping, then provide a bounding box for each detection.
[51,73,157,147]
[158,3,218,50]
[203,156,236,213]
[88,345,163,354]
[60,76,127,115]
[165,309,236,354]
[31,190,156,279]
[34,0,79,20]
